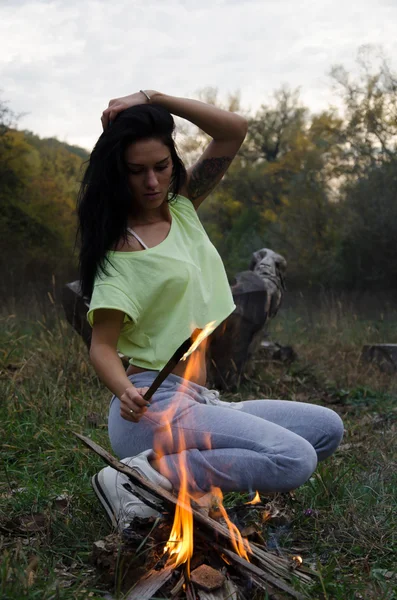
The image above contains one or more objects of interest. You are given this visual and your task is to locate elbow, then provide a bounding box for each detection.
[240,115,249,135]
[230,114,248,145]
[235,115,248,142]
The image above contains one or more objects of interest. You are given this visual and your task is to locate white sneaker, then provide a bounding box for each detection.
[91,449,173,531]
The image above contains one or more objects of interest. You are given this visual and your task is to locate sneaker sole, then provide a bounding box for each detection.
[91,473,118,529]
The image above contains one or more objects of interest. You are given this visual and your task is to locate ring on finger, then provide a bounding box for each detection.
[129,409,135,415]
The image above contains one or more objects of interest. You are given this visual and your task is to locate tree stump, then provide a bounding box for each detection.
[361,344,397,374]
[207,248,286,390]
[207,273,272,390]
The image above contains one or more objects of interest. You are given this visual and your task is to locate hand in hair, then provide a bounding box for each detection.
[101,90,157,129]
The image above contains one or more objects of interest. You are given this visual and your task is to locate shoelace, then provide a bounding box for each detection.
[202,389,221,405]
[202,389,244,410]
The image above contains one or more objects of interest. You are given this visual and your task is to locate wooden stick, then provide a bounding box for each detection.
[124,562,174,600]
[143,337,192,402]
[142,324,213,402]
[213,545,307,600]
[74,432,183,508]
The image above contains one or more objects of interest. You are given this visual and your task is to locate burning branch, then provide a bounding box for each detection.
[142,323,216,402]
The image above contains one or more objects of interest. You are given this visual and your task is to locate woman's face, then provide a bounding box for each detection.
[125,138,173,213]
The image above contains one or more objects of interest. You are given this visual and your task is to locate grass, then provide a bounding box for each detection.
[1,295,397,599]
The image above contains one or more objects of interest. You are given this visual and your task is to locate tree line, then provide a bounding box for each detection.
[1,47,397,300]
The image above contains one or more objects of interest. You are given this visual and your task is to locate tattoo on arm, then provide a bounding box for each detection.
[188,156,232,200]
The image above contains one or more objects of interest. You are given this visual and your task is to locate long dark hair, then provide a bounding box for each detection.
[77,104,187,298]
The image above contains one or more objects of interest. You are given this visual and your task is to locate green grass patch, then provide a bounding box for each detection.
[1,304,396,599]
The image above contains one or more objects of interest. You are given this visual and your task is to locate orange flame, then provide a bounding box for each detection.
[292,555,303,567]
[211,487,251,561]
[246,491,261,505]
[181,321,217,361]
[261,510,272,522]
[160,341,207,575]
[221,553,231,565]
[156,323,251,573]
[164,451,193,570]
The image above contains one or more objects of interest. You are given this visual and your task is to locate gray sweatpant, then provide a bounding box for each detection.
[108,372,344,494]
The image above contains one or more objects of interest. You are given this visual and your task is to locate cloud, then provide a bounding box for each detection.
[1,0,397,149]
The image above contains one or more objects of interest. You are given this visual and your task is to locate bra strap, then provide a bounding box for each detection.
[127,227,149,250]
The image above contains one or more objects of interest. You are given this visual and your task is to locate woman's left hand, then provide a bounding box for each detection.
[101,90,158,130]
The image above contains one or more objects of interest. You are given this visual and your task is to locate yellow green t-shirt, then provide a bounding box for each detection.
[87,194,236,370]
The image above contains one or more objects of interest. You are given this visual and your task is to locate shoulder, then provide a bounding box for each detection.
[170,193,204,226]
[170,193,197,214]
[92,254,134,287]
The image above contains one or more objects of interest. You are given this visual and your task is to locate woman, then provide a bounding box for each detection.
[78,90,343,531]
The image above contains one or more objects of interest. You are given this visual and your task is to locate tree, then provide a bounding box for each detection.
[336,160,397,289]
[176,87,245,165]
[199,88,344,283]
[0,98,28,202]
[330,45,397,178]
[0,98,88,298]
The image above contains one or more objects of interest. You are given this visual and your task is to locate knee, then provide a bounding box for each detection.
[318,408,344,461]
[268,440,318,493]
[286,442,318,490]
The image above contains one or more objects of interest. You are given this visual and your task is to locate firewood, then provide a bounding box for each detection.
[73,432,180,509]
[170,573,184,596]
[124,562,174,600]
[214,546,306,600]
[75,433,314,598]
[197,577,239,600]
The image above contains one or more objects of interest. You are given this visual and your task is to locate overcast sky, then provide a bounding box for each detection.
[1,0,396,150]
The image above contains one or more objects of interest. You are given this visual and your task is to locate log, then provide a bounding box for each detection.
[62,281,129,367]
[361,344,397,374]
[207,248,286,390]
[74,433,314,598]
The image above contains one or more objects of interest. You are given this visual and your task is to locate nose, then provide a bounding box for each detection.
[145,169,158,189]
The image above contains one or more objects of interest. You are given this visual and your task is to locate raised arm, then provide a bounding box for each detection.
[101,90,248,209]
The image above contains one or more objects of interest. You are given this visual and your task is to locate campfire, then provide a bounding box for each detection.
[76,325,315,599]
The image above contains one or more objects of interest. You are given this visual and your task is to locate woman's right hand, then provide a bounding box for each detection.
[120,386,150,422]
[101,90,158,129]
